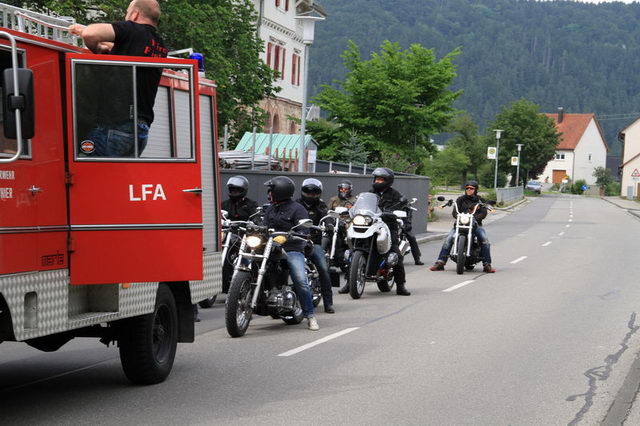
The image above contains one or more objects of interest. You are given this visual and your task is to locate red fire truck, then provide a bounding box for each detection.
[0,5,222,384]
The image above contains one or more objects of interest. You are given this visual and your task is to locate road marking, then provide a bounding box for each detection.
[510,256,528,264]
[559,232,565,236]
[569,219,573,222]
[278,327,360,357]
[566,224,571,228]
[542,241,552,247]
[443,280,475,293]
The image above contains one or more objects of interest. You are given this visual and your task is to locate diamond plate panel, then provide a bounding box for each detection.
[118,282,158,317]
[190,252,222,304]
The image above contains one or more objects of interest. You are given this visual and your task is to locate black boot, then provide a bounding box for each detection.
[338,282,350,294]
[396,282,411,296]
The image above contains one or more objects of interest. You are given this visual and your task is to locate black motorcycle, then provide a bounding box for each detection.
[320,208,350,287]
[437,196,494,275]
[225,219,315,337]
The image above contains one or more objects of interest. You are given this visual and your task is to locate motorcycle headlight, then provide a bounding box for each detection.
[459,215,471,225]
[353,215,372,226]
[246,235,263,249]
[273,235,288,245]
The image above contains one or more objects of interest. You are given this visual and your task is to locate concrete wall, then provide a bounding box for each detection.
[220,170,431,233]
[496,186,524,205]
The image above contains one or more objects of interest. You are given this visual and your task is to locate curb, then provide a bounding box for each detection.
[601,197,640,221]
[415,232,448,244]
[494,197,529,211]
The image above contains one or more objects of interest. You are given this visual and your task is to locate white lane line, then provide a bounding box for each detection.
[278,327,360,357]
[559,232,565,236]
[542,241,552,247]
[566,224,571,228]
[511,256,528,264]
[442,280,475,293]
[569,219,573,222]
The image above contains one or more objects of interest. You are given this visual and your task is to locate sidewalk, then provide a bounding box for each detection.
[602,196,640,220]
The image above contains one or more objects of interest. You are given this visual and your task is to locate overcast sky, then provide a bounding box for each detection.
[574,0,636,3]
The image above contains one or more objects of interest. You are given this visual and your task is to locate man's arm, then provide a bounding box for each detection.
[69,23,116,54]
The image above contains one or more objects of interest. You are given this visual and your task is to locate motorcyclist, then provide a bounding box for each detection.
[370,167,411,296]
[402,202,424,265]
[296,178,335,314]
[329,179,356,209]
[429,180,495,273]
[221,176,258,221]
[263,176,319,331]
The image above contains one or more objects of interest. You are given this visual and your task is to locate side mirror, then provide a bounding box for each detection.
[335,206,348,215]
[393,210,407,219]
[411,198,417,203]
[3,68,35,139]
[436,196,446,202]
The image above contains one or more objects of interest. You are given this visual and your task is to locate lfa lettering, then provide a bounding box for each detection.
[129,184,166,201]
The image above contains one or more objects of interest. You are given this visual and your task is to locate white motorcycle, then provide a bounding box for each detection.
[346,193,408,299]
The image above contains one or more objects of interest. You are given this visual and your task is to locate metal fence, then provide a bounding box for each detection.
[496,186,524,205]
[219,170,431,233]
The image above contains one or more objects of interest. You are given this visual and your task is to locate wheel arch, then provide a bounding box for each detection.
[163,282,194,343]
[0,293,16,342]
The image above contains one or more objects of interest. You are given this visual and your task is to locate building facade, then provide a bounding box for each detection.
[619,118,640,198]
[253,0,326,134]
[540,111,608,185]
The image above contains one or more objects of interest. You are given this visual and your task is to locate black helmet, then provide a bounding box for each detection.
[337,179,353,200]
[264,176,295,202]
[301,178,323,205]
[372,167,394,192]
[227,176,249,200]
[464,180,479,195]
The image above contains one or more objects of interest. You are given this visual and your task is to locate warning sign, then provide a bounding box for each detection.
[632,168,640,178]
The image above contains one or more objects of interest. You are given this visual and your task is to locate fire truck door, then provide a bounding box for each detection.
[65,54,203,285]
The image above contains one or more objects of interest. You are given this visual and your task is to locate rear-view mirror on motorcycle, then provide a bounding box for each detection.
[437,196,446,202]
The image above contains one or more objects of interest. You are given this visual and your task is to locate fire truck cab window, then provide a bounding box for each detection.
[74,62,195,161]
[0,50,29,158]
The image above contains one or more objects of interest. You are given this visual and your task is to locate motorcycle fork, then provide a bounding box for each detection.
[250,239,273,309]
[221,230,232,265]
[330,227,338,260]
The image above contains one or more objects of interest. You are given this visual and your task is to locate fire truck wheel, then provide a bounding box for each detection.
[118,284,178,385]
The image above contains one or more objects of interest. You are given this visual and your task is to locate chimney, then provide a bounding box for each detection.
[557,107,564,123]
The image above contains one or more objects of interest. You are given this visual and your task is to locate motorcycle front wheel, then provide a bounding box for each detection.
[225,271,254,337]
[456,235,467,275]
[349,251,367,299]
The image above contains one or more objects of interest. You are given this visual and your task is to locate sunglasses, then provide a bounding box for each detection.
[465,187,475,190]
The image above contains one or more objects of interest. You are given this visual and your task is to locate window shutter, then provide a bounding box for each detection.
[274,46,280,73]
[292,54,297,84]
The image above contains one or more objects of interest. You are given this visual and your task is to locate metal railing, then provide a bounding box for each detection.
[0,2,79,46]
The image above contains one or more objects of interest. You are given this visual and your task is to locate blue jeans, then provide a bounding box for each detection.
[311,244,333,306]
[86,121,149,157]
[437,226,492,264]
[286,251,315,318]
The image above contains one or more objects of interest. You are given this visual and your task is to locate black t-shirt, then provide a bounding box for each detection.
[110,21,168,124]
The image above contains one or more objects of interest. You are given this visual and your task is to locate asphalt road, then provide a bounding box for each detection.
[2,195,640,425]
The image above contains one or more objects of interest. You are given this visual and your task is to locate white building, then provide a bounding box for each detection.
[253,0,326,134]
[540,110,608,185]
[618,118,640,198]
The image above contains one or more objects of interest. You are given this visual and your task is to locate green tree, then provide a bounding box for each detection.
[487,99,560,185]
[311,40,460,162]
[424,146,470,189]
[17,0,277,140]
[593,166,613,190]
[446,112,485,182]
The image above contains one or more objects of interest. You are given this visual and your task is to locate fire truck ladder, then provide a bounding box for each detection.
[0,2,80,46]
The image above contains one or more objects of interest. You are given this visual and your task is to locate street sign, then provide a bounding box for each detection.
[632,168,640,178]
[511,156,519,166]
[487,147,497,160]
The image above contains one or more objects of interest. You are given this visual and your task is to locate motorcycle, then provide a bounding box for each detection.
[199,208,264,308]
[397,197,418,259]
[320,207,350,287]
[345,192,407,299]
[225,219,315,337]
[437,195,494,275]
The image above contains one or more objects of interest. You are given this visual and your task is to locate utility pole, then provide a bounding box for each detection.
[516,144,523,186]
[493,129,503,189]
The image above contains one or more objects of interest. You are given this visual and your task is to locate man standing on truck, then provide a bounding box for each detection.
[69,0,168,157]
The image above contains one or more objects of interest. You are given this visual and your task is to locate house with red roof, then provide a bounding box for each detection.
[540,109,608,185]
[618,118,640,198]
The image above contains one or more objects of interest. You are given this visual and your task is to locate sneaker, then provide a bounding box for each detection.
[483,263,496,273]
[429,261,445,271]
[307,317,319,331]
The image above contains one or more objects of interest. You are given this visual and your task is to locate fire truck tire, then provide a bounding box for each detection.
[118,284,178,385]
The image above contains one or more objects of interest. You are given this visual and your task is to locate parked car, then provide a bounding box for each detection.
[526,180,542,194]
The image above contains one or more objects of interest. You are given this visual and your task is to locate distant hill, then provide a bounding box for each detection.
[310,0,640,155]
